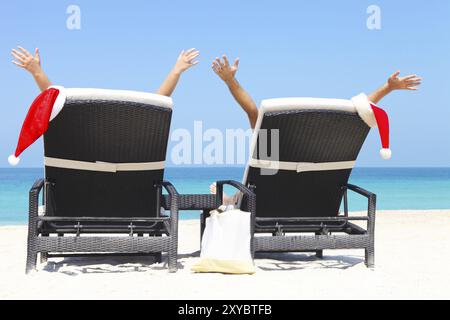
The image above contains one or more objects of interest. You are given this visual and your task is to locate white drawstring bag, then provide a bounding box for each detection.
[192,206,256,274]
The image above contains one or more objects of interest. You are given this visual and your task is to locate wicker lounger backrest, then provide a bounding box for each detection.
[244,98,370,218]
[43,89,173,218]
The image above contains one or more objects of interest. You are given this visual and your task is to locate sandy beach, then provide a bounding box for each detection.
[0,210,449,300]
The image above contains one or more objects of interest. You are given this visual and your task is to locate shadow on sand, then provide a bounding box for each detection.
[41,250,363,275]
[42,254,177,275]
[255,252,364,271]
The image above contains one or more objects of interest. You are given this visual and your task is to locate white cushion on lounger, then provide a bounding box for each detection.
[260,97,356,113]
[65,88,173,109]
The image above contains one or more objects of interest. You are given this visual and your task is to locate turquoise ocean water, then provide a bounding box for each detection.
[1,167,450,225]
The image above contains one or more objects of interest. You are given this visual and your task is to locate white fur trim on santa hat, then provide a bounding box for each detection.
[8,155,20,166]
[49,86,67,121]
[380,148,392,160]
[351,93,378,128]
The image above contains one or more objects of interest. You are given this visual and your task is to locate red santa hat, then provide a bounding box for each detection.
[8,86,66,166]
[351,93,391,160]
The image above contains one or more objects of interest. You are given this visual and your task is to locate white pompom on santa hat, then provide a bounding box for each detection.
[351,93,391,160]
[8,86,66,166]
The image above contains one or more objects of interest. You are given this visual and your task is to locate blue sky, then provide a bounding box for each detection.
[1,0,449,167]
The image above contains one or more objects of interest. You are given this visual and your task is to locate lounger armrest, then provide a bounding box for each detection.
[216,180,253,195]
[215,180,256,214]
[160,181,180,222]
[29,179,45,219]
[30,179,45,194]
[346,184,376,199]
[160,181,180,198]
[345,184,377,220]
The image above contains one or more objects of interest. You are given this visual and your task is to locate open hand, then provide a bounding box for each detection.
[212,55,239,84]
[387,71,422,91]
[11,46,43,75]
[173,48,200,74]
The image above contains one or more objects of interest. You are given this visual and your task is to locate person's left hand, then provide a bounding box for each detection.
[173,48,200,74]
[11,46,43,75]
[387,71,422,91]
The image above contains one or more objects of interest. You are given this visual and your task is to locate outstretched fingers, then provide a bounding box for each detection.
[222,55,230,67]
[404,76,422,83]
[211,54,239,83]
[18,46,32,59]
[187,51,200,62]
[11,50,26,67]
[402,74,422,90]
[182,48,200,66]
[185,48,197,55]
[403,74,418,80]
[187,51,200,59]
[212,61,221,74]
[406,82,421,90]
[11,49,26,61]
[215,57,225,68]
[12,60,25,68]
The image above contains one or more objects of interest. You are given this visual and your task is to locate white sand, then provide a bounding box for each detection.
[1,210,449,300]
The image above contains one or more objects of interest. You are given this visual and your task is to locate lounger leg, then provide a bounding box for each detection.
[26,227,39,273]
[315,232,324,258]
[168,214,178,273]
[40,233,49,264]
[168,225,178,272]
[168,256,177,272]
[149,233,163,264]
[168,244,178,273]
[27,182,42,274]
[316,250,323,258]
[200,210,207,244]
[154,252,162,263]
[366,193,376,268]
[167,185,179,273]
[365,247,375,268]
[40,252,48,264]
[26,249,38,274]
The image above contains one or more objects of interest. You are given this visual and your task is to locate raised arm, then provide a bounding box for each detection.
[156,48,200,97]
[212,55,258,129]
[368,71,422,104]
[11,46,52,92]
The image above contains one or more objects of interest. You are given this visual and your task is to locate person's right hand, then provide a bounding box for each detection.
[11,46,43,75]
[172,48,200,75]
[212,55,239,84]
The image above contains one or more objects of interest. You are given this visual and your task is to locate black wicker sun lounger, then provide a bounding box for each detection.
[26,89,180,273]
[201,97,377,268]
